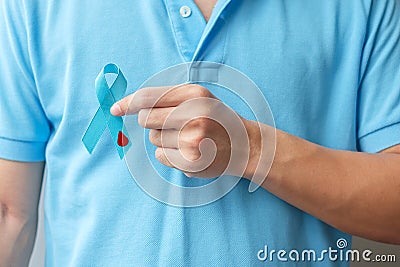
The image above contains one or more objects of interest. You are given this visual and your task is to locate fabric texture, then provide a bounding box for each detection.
[0,0,399,266]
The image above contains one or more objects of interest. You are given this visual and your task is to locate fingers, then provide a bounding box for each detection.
[155,147,175,168]
[138,107,176,129]
[112,86,173,116]
[150,127,206,170]
[110,84,215,116]
[149,129,179,148]
[154,148,196,177]
[154,148,198,174]
[110,84,227,177]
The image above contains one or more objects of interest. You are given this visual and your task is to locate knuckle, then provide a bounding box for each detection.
[192,85,212,98]
[137,109,149,127]
[184,149,201,161]
[182,131,206,148]
[155,148,164,160]
[137,88,151,100]
[118,98,128,113]
[191,135,204,148]
[135,89,153,108]
[193,117,210,130]
[140,95,151,109]
[149,130,160,145]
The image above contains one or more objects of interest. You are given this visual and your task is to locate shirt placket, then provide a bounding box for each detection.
[164,0,232,63]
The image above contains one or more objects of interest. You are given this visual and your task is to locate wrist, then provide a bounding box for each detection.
[241,119,268,181]
[241,119,293,187]
[264,129,323,186]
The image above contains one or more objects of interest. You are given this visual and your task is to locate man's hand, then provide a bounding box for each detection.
[112,84,400,244]
[111,84,256,178]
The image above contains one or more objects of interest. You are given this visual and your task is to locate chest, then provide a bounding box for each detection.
[32,0,366,142]
[193,0,218,21]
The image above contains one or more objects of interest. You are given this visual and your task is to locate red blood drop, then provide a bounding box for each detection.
[117,131,129,147]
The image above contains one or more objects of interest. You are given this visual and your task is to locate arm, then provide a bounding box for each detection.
[257,0,399,243]
[112,84,400,245]
[244,122,400,244]
[0,159,44,267]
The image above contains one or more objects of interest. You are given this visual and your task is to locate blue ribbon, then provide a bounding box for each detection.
[82,63,131,159]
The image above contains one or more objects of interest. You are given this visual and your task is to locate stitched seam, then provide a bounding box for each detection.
[358,121,400,140]
[164,0,187,62]
[220,18,229,64]
[0,135,48,144]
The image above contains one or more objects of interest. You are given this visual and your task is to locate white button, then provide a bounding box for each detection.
[180,6,192,18]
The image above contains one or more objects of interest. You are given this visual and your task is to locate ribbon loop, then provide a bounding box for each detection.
[82,63,131,159]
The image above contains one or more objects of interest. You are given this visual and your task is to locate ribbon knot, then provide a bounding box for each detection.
[82,63,131,159]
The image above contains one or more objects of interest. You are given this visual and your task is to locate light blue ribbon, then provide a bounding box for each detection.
[82,63,131,159]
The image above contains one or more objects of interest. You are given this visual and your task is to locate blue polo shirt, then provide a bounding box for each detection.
[1,0,400,266]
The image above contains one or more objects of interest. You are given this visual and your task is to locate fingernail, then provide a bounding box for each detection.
[110,103,122,116]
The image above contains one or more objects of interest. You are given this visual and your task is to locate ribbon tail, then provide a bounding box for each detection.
[116,128,132,159]
[106,111,132,159]
[82,108,107,153]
